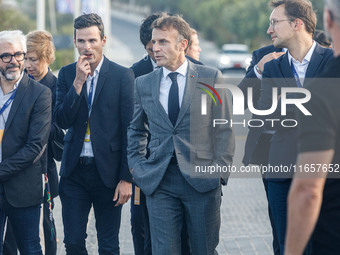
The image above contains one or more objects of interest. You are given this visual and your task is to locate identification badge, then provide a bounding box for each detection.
[134,186,141,205]
[84,123,90,142]
[0,129,3,147]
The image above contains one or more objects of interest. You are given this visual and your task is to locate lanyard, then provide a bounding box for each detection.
[290,60,303,87]
[88,77,94,115]
[0,89,17,116]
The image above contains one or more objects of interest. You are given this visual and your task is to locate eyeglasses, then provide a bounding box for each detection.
[0,52,26,63]
[269,19,290,28]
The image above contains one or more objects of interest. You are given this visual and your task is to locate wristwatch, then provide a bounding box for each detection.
[255,65,263,75]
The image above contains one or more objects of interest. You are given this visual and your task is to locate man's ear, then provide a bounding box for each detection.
[293,18,303,31]
[179,39,188,52]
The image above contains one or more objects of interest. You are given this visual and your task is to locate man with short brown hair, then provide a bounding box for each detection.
[128,15,234,254]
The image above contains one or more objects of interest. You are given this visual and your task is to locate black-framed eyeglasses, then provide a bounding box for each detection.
[0,52,26,63]
[269,19,290,28]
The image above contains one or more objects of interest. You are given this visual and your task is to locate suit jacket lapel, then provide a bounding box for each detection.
[176,61,198,127]
[92,56,108,107]
[305,43,324,78]
[281,54,294,80]
[5,74,28,130]
[151,69,173,127]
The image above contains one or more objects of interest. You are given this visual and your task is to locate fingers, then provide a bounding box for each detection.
[73,56,91,95]
[258,51,286,70]
[113,181,132,207]
[77,55,91,77]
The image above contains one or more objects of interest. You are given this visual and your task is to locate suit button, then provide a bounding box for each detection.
[173,131,177,135]
[84,121,88,125]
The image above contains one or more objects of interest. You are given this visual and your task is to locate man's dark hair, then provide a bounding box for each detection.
[74,13,105,39]
[140,13,162,47]
[152,14,191,46]
[313,29,332,47]
[269,0,317,35]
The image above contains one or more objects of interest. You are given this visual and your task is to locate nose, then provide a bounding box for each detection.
[24,60,30,68]
[84,41,91,50]
[198,46,202,52]
[153,42,160,52]
[10,56,19,64]
[267,25,274,34]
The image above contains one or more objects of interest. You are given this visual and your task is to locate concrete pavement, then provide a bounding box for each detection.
[54,139,274,255]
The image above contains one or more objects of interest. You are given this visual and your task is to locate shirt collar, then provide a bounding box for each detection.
[288,40,316,65]
[150,57,158,70]
[88,55,104,81]
[162,59,188,78]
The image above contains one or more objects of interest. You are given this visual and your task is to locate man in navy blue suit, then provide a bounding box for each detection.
[238,44,284,255]
[55,13,134,255]
[130,13,158,255]
[257,0,333,254]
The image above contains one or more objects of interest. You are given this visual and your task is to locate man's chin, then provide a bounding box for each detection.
[5,71,21,82]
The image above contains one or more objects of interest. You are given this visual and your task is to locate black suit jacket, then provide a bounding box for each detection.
[38,70,59,198]
[0,74,52,207]
[238,45,282,165]
[130,55,154,78]
[258,43,333,178]
[55,56,134,189]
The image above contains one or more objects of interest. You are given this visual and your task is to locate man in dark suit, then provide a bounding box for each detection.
[0,30,51,254]
[128,15,234,254]
[257,0,333,253]
[129,13,158,255]
[130,13,200,255]
[55,13,134,255]
[238,44,284,255]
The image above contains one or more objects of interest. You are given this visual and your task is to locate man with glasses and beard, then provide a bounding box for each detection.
[0,30,51,254]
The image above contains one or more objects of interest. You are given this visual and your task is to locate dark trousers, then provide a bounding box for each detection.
[262,178,280,255]
[131,183,192,255]
[267,179,291,255]
[130,184,151,255]
[59,162,122,255]
[146,164,221,255]
[267,180,310,255]
[3,183,57,255]
[43,199,57,255]
[0,191,42,255]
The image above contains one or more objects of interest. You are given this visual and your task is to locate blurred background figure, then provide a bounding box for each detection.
[313,29,332,48]
[25,29,61,255]
[185,28,202,61]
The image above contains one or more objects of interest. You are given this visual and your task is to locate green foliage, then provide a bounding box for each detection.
[0,4,35,33]
[50,49,74,71]
[132,0,326,51]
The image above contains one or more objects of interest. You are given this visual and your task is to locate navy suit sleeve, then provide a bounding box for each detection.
[119,68,135,182]
[55,66,83,129]
[238,50,262,109]
[0,87,52,182]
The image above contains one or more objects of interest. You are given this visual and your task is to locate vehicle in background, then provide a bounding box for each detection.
[217,44,252,71]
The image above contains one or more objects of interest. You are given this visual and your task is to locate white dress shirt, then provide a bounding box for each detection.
[80,56,104,157]
[159,60,188,114]
[288,41,316,86]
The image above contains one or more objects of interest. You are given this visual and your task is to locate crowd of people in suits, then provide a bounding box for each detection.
[0,0,339,254]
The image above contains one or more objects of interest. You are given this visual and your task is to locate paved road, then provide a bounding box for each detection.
[53,9,274,255]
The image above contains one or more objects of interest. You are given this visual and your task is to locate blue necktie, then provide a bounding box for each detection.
[168,72,179,126]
